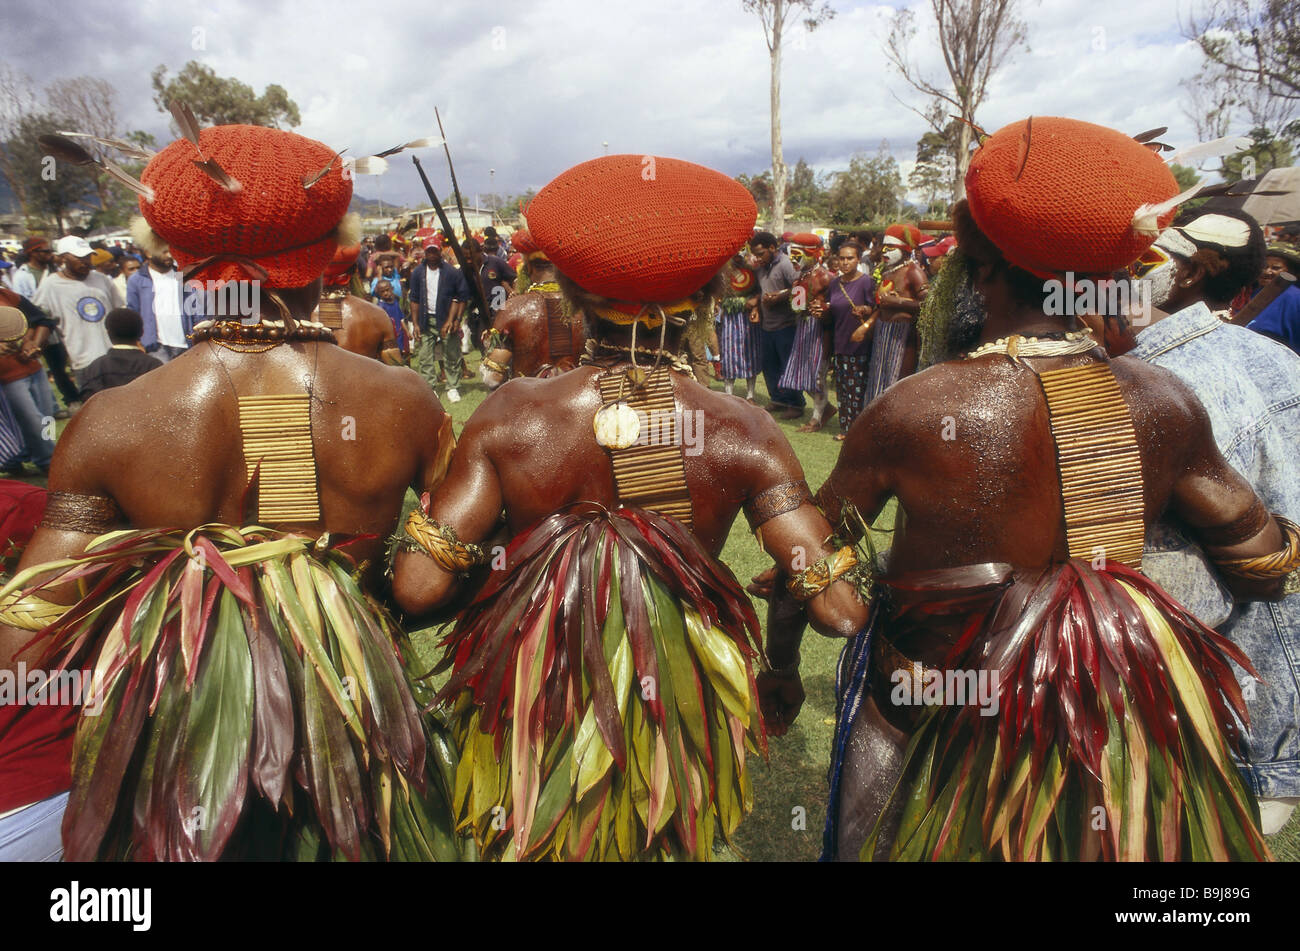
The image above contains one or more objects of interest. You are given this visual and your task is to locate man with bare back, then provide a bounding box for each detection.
[478,228,585,388]
[393,155,869,861]
[862,223,928,402]
[313,244,402,363]
[763,118,1297,862]
[0,123,458,862]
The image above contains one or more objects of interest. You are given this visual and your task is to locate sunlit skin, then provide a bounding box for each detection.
[1,277,451,673]
[480,256,580,389]
[313,289,399,363]
[773,242,1288,858]
[392,306,871,647]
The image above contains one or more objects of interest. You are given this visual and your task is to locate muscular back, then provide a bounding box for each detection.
[49,341,447,570]
[330,294,399,360]
[830,350,1271,577]
[492,291,583,378]
[448,365,797,554]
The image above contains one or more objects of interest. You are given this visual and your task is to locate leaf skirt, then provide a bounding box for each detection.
[862,559,1272,862]
[2,524,470,861]
[434,504,766,861]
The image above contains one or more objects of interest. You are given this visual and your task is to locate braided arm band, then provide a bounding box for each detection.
[1214,515,1300,586]
[0,590,71,631]
[40,492,124,535]
[481,356,510,376]
[786,546,859,601]
[403,509,487,574]
[744,479,813,531]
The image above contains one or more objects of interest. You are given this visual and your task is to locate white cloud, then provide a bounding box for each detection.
[2,0,1222,211]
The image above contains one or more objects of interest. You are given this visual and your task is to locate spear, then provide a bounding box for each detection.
[410,154,490,328]
[434,107,489,321]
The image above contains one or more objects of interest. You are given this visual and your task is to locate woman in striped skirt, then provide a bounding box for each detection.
[717,256,761,399]
[779,237,835,431]
[821,240,875,441]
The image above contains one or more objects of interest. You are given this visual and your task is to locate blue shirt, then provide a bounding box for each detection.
[1249,283,1300,356]
[1132,300,1300,798]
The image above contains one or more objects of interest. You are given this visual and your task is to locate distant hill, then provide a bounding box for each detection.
[349,193,407,217]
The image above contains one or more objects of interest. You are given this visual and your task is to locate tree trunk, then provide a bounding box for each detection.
[954,118,973,201]
[769,0,786,235]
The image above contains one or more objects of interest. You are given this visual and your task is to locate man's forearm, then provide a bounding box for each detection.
[765,578,805,670]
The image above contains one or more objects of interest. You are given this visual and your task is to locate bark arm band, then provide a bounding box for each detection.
[40,491,124,535]
[744,479,813,531]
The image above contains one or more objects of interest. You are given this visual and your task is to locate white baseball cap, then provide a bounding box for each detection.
[54,235,93,257]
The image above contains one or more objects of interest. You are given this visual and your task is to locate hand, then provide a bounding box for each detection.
[850,315,876,344]
[746,567,777,600]
[809,300,825,317]
[756,668,805,737]
[747,309,760,324]
[745,295,759,311]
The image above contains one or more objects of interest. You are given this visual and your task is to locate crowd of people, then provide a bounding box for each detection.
[0,113,1298,864]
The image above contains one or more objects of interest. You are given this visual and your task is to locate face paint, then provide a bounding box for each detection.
[1143,258,1178,308]
[882,248,904,267]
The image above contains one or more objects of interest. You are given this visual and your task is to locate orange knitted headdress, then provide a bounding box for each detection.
[509,227,548,262]
[526,154,756,322]
[323,244,361,286]
[965,117,1180,278]
[132,124,360,287]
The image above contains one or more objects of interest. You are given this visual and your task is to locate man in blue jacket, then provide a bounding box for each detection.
[126,249,201,362]
[1129,208,1300,836]
[407,243,468,401]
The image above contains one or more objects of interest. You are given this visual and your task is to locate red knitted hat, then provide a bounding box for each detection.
[134,125,358,287]
[509,227,548,260]
[788,232,822,248]
[323,244,361,286]
[965,117,1180,277]
[526,154,757,304]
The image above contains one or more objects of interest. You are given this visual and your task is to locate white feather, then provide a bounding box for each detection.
[1131,182,1205,237]
[351,156,389,175]
[1166,135,1253,167]
[402,137,443,150]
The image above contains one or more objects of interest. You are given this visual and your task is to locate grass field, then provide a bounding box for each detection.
[9,348,1297,860]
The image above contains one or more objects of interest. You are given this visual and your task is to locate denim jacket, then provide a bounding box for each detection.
[1132,301,1300,798]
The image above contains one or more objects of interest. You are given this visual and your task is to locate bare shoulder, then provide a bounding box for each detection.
[494,292,542,330]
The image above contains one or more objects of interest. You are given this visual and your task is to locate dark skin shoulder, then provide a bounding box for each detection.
[824,349,1282,588]
[2,340,449,671]
[332,293,398,361]
[392,363,867,636]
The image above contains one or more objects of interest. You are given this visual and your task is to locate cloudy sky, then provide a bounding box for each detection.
[5,0,1210,209]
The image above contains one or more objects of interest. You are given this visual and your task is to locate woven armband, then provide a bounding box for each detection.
[786,546,859,601]
[481,356,510,376]
[744,480,813,531]
[0,590,71,632]
[1214,515,1300,585]
[40,491,123,535]
[403,509,487,574]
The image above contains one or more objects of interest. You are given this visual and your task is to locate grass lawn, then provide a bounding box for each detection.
[9,350,1298,860]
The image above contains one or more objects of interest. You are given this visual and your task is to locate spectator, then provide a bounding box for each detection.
[1249,242,1300,354]
[0,292,58,474]
[111,248,137,301]
[748,231,803,419]
[77,307,162,399]
[11,237,53,300]
[31,236,119,399]
[407,242,468,402]
[126,249,198,362]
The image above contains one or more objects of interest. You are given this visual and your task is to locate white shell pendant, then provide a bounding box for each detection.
[593,403,640,449]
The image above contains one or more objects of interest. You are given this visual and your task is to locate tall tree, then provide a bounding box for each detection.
[0,65,37,218]
[884,0,1028,200]
[9,112,98,232]
[45,77,122,214]
[827,148,903,226]
[742,0,834,235]
[151,62,301,128]
[909,128,956,212]
[736,171,775,221]
[1182,1,1299,174]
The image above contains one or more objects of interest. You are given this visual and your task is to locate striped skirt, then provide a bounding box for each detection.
[865,319,910,404]
[717,310,761,379]
[778,313,826,394]
[0,389,24,466]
